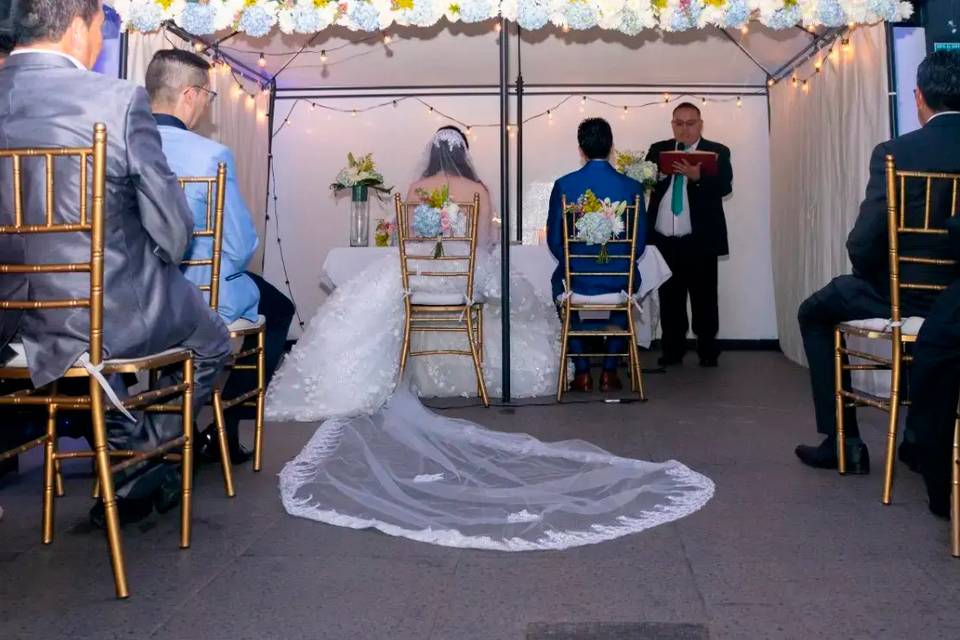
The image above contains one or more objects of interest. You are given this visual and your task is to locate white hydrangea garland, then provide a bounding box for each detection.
[112,0,913,37]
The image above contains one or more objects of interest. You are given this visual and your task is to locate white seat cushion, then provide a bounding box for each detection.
[228,314,266,332]
[2,343,187,369]
[555,292,627,305]
[410,292,469,306]
[844,316,925,336]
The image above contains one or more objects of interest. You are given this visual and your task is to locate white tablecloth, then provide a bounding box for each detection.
[321,244,671,347]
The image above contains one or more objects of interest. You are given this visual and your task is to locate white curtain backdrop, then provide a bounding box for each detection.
[126,31,270,273]
[769,24,891,365]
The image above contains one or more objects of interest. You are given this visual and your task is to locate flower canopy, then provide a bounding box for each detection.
[113,0,913,37]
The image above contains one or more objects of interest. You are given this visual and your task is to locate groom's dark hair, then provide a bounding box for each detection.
[917,50,960,112]
[577,118,613,160]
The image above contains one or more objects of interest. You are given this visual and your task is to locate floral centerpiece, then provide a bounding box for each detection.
[565,189,626,264]
[374,218,395,247]
[331,152,391,247]
[615,150,658,191]
[412,184,466,257]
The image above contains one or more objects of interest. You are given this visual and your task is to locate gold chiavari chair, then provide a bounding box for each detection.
[836,156,960,507]
[394,192,488,407]
[556,195,644,403]
[177,164,268,488]
[953,413,959,557]
[0,124,196,599]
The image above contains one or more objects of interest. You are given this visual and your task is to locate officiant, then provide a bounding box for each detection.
[645,103,733,367]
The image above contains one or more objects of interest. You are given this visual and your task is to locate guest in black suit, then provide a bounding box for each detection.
[795,51,960,474]
[645,103,733,367]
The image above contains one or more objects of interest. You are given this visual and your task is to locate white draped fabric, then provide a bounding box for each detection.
[768,24,891,366]
[126,31,271,273]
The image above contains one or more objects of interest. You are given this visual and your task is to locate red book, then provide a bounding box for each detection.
[658,150,719,176]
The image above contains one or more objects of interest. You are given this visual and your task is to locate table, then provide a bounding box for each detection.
[321,244,671,347]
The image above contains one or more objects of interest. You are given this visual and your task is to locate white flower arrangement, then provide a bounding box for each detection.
[115,0,914,36]
[614,150,658,189]
[567,189,627,263]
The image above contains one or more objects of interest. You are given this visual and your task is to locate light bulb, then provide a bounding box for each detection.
[494,22,502,33]
[740,24,749,35]
[736,96,742,108]
[310,103,316,111]
[547,110,552,119]
[562,25,570,33]
[194,42,205,53]
[384,33,392,44]
[320,50,328,63]
[351,110,357,117]
[815,57,822,72]
[663,92,670,102]
[246,94,255,109]
[257,53,266,68]
[802,80,809,93]
[767,78,775,87]
[791,75,798,87]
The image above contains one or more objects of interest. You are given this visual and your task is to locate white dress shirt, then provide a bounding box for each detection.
[655,138,701,238]
[9,48,86,70]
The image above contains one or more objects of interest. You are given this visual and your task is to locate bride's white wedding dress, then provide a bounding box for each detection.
[266,136,714,550]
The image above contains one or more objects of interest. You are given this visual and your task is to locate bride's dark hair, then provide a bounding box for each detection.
[421,126,481,182]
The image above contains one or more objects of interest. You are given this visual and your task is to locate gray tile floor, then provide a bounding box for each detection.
[1,352,958,640]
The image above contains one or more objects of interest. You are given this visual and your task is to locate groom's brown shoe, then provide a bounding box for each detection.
[599,371,623,392]
[570,373,592,392]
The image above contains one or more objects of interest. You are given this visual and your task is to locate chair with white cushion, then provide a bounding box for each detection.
[835,156,960,507]
[556,195,644,402]
[0,124,196,598]
[394,192,488,407]
[177,165,267,495]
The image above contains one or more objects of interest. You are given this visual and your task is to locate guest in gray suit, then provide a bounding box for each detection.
[0,0,231,526]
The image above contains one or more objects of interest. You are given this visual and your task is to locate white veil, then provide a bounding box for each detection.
[413,126,482,182]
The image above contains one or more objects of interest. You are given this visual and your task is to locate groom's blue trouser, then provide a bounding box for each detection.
[568,311,629,375]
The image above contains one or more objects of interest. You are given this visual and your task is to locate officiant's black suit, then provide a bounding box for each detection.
[645,138,732,363]
[799,113,960,448]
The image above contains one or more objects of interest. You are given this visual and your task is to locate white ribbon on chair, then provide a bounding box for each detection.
[619,290,643,313]
[76,352,137,422]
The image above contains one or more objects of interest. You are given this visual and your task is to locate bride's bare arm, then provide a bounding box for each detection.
[477,186,496,248]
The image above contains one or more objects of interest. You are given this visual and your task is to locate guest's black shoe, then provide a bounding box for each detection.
[699,357,718,368]
[569,373,593,392]
[795,436,870,474]
[898,441,920,473]
[599,370,623,392]
[89,496,153,529]
[153,475,181,515]
[657,354,683,367]
[197,427,253,466]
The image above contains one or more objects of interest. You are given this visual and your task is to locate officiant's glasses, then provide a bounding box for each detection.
[671,118,701,128]
[189,85,218,103]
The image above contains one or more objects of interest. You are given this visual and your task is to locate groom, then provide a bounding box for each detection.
[547,118,647,392]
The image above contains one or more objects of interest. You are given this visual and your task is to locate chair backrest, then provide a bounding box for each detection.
[0,123,108,366]
[885,155,960,323]
[177,163,227,312]
[394,192,481,302]
[560,194,642,296]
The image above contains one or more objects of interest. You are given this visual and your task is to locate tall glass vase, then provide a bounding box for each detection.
[349,185,370,247]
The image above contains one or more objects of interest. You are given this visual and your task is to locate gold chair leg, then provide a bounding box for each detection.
[952,412,959,558]
[211,390,235,498]
[464,311,489,408]
[882,343,903,505]
[180,357,195,550]
[41,404,58,545]
[556,304,572,403]
[834,328,847,475]
[89,380,129,599]
[475,307,484,400]
[398,304,412,382]
[54,459,64,498]
[631,339,646,401]
[253,327,266,473]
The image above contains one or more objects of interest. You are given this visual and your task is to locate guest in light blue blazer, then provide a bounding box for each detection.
[546,118,646,392]
[147,49,294,464]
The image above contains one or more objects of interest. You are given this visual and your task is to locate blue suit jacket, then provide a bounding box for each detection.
[157,122,260,324]
[546,160,646,301]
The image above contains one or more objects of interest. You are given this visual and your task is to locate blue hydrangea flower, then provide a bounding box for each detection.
[180,3,217,35]
[619,9,645,36]
[458,0,494,23]
[240,6,275,38]
[129,4,164,32]
[817,0,846,26]
[867,0,900,21]
[564,1,598,30]
[575,212,615,246]
[517,0,550,30]
[406,0,440,26]
[722,0,750,28]
[292,6,325,33]
[763,5,801,30]
[413,205,442,238]
[349,1,381,31]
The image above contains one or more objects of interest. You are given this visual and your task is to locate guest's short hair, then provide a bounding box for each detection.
[672,102,702,118]
[146,49,212,106]
[918,50,960,112]
[12,0,101,46]
[577,118,613,160]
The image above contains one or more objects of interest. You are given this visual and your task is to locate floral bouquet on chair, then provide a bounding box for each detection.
[615,150,658,191]
[412,184,466,258]
[566,189,626,264]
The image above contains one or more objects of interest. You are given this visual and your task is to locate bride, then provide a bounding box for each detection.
[267,126,714,551]
[266,126,562,421]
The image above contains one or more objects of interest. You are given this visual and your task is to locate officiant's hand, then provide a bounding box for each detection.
[672,159,701,182]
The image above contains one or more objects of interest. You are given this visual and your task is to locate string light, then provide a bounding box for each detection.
[562,25,570,33]
[246,94,255,109]
[767,77,775,87]
[701,96,707,105]
[310,103,317,111]
[231,84,243,99]
[258,53,266,68]
[194,42,205,53]
[841,38,852,54]
[383,33,392,44]
[351,109,357,117]
[547,109,553,119]
[736,96,742,108]
[802,79,809,93]
[320,50,328,63]
[494,22,502,32]
[261,84,270,95]
[791,75,798,87]
[740,24,749,35]
[814,56,822,72]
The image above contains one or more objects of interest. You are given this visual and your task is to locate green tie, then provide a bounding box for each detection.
[671,142,685,216]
